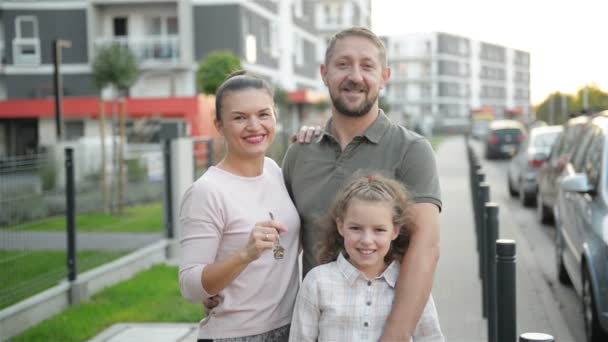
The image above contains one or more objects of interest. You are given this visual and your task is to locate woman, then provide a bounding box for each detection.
[179,71,300,341]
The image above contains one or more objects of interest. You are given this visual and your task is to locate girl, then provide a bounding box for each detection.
[289,173,444,341]
[179,71,300,341]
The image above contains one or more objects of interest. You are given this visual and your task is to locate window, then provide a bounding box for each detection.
[167,17,178,35]
[583,131,603,190]
[245,34,257,63]
[293,35,303,66]
[13,16,40,65]
[293,0,304,18]
[324,3,342,26]
[65,121,84,141]
[570,126,595,172]
[145,16,178,36]
[113,17,128,36]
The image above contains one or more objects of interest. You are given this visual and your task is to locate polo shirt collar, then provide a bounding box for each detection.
[336,253,400,288]
[322,109,391,144]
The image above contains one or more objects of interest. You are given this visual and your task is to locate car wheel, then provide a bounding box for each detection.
[519,180,534,207]
[536,192,551,224]
[582,266,608,342]
[555,229,571,285]
[508,175,518,197]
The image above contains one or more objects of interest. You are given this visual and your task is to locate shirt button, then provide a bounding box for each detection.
[367,281,372,286]
[364,322,369,327]
[366,301,372,306]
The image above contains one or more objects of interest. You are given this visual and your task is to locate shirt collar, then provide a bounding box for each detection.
[321,109,391,144]
[336,253,400,288]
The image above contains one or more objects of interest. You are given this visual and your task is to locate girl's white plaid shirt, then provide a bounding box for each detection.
[289,253,444,342]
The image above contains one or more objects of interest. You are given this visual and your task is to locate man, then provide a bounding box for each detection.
[283,27,442,341]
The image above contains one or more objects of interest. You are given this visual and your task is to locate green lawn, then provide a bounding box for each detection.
[0,250,124,309]
[11,265,201,342]
[9,202,163,233]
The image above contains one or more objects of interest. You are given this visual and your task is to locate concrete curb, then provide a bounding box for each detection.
[0,239,171,341]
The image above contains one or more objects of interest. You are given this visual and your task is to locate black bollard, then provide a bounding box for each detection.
[474,171,485,254]
[497,239,516,342]
[519,332,554,342]
[478,183,490,308]
[65,148,76,283]
[485,203,499,342]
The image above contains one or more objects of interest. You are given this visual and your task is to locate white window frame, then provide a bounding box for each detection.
[13,15,40,65]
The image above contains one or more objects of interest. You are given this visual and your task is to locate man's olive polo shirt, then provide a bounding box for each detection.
[282,111,442,275]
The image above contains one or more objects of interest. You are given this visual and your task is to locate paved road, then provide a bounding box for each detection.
[0,231,163,251]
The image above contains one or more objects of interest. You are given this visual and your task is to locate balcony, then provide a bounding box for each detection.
[12,38,41,65]
[94,36,180,67]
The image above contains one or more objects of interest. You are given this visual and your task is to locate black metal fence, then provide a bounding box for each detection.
[466,136,555,342]
[0,143,166,309]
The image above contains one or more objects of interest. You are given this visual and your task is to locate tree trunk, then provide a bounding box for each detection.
[99,100,109,213]
[118,97,126,215]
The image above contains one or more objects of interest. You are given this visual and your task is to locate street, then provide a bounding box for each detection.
[470,139,585,342]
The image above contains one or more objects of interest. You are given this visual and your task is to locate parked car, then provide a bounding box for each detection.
[471,120,490,140]
[536,115,590,223]
[553,112,608,342]
[484,120,526,159]
[507,125,562,206]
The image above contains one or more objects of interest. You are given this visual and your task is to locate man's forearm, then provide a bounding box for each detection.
[381,203,441,341]
[384,242,439,339]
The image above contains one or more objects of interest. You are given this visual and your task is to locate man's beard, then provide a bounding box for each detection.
[329,84,378,118]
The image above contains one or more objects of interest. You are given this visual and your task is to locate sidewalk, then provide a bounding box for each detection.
[88,136,574,342]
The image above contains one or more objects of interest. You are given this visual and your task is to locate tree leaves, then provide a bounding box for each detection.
[196,50,242,95]
[92,44,140,91]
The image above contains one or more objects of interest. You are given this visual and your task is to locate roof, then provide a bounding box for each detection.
[488,119,526,131]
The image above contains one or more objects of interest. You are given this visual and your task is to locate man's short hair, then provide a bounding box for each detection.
[324,27,387,68]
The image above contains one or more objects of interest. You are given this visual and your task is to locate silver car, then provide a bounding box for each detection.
[507,125,562,207]
[554,113,608,342]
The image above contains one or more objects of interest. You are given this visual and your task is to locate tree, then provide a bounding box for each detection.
[92,44,140,92]
[92,44,140,214]
[534,92,574,125]
[197,50,242,95]
[534,85,608,125]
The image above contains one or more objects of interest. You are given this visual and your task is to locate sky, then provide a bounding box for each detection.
[371,0,608,105]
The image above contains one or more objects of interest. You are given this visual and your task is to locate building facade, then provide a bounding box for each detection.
[384,32,531,132]
[308,0,371,43]
[0,0,325,156]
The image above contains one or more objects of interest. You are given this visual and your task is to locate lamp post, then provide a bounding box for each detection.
[53,39,72,141]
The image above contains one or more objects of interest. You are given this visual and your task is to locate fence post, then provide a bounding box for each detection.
[474,171,485,258]
[497,239,517,342]
[485,203,499,342]
[65,148,76,283]
[478,183,489,317]
[163,139,174,240]
[519,332,554,341]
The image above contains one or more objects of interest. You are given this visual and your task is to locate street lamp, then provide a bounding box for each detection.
[53,39,72,141]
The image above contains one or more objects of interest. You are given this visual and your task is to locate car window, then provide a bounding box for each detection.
[570,126,595,172]
[494,128,522,136]
[548,131,564,162]
[583,129,603,191]
[531,131,560,148]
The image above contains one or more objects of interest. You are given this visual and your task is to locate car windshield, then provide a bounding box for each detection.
[494,128,522,137]
[531,131,560,148]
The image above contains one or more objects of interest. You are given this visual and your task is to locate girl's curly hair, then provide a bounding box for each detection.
[317,173,417,265]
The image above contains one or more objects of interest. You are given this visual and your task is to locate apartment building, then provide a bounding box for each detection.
[384,32,531,131]
[309,0,371,43]
[0,0,324,156]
